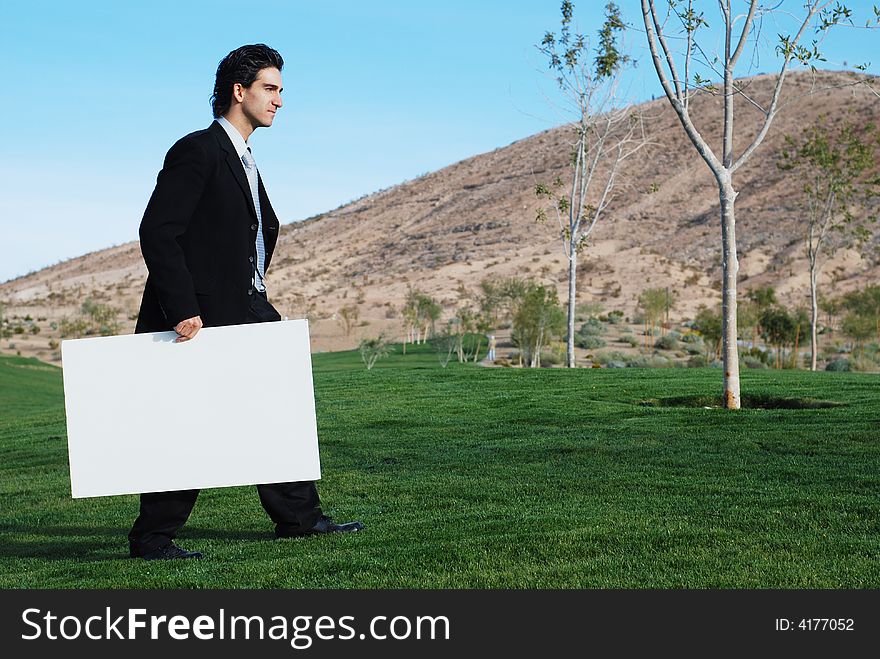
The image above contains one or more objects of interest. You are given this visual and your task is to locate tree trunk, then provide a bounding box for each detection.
[472,337,482,363]
[567,248,577,368]
[719,177,741,409]
[809,265,819,371]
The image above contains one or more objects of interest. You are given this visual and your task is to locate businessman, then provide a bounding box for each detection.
[129,44,363,560]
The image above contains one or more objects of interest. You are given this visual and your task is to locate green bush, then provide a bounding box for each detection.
[743,346,772,365]
[654,334,679,350]
[576,335,606,349]
[743,356,769,369]
[540,343,566,366]
[825,359,851,372]
[619,334,638,347]
[629,353,674,368]
[577,317,604,335]
[850,356,878,372]
[687,355,709,368]
[593,350,629,366]
[574,317,606,349]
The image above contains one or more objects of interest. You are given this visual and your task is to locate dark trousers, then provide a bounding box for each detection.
[128,291,323,556]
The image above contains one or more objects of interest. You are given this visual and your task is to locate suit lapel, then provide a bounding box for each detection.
[258,174,279,267]
[209,121,258,221]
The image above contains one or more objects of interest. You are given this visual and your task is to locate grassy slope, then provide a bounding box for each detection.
[0,346,877,588]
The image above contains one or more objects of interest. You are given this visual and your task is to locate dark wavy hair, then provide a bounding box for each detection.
[211,44,284,118]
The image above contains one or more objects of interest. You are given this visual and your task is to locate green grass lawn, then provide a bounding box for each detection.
[0,344,878,588]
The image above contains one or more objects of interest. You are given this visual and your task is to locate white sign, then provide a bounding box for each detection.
[61,320,321,498]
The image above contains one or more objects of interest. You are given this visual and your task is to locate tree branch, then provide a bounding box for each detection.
[731,1,831,173]
[729,0,758,67]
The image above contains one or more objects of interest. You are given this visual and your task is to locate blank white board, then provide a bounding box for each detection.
[61,320,321,498]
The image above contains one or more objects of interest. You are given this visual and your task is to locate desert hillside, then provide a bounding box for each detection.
[2,70,878,363]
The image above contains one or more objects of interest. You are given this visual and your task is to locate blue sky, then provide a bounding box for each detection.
[0,1,876,283]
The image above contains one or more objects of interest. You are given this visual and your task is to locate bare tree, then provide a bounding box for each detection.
[401,287,440,351]
[779,119,880,370]
[359,333,392,370]
[638,286,676,346]
[536,1,647,369]
[640,0,853,408]
[337,304,360,337]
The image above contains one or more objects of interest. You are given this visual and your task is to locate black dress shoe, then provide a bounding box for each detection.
[278,515,364,538]
[140,543,203,560]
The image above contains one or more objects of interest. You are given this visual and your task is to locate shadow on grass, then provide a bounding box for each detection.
[0,525,270,560]
[637,394,846,409]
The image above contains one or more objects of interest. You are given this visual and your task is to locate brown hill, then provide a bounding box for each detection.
[2,70,878,363]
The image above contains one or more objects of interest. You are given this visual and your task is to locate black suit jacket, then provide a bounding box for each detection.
[135,121,280,333]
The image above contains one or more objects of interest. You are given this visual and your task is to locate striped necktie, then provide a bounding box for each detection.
[241,147,266,292]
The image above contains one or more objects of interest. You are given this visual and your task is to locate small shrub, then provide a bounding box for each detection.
[540,342,567,366]
[619,334,638,347]
[574,317,606,349]
[593,350,629,366]
[577,335,606,349]
[601,310,624,324]
[654,334,679,350]
[358,333,392,370]
[850,356,877,372]
[743,346,771,365]
[825,359,851,372]
[577,317,604,336]
[629,353,674,368]
[687,355,709,368]
[743,356,768,369]
[680,331,701,343]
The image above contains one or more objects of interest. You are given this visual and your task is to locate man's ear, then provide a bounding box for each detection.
[232,82,245,103]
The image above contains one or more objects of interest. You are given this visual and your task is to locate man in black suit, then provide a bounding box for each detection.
[128,44,363,560]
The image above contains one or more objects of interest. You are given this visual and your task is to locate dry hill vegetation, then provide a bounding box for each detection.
[1,71,878,365]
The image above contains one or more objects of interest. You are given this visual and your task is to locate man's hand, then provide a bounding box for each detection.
[174,315,203,342]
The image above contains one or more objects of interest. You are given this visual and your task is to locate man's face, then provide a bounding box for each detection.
[238,67,283,129]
